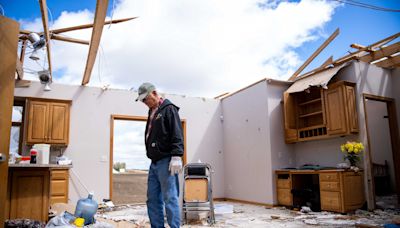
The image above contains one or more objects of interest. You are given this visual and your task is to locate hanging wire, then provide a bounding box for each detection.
[0,4,5,16]
[331,0,400,12]
[47,6,54,26]
[108,0,116,29]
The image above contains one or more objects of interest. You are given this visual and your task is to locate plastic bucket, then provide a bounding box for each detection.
[33,144,50,164]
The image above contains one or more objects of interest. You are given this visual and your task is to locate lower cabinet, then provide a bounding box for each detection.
[276,170,365,213]
[8,169,50,222]
[6,166,70,222]
[50,169,69,205]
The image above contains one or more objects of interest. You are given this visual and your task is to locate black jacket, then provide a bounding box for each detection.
[145,99,184,162]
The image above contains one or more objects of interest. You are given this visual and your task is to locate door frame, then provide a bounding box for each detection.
[0,16,19,225]
[363,93,400,206]
[109,114,187,200]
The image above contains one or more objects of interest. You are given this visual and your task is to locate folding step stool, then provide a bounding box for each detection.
[182,162,215,225]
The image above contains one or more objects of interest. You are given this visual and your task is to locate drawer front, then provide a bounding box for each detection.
[277,189,292,206]
[320,191,341,212]
[50,195,68,205]
[277,179,291,189]
[51,170,68,180]
[51,179,67,195]
[320,173,339,182]
[320,181,340,191]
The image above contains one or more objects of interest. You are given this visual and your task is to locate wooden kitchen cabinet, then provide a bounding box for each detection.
[26,99,71,145]
[276,174,292,206]
[50,169,69,204]
[276,170,365,213]
[6,165,71,222]
[319,171,364,213]
[324,81,359,136]
[283,80,358,143]
[8,168,50,222]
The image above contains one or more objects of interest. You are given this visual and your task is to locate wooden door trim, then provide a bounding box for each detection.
[109,114,187,200]
[363,93,400,206]
[0,16,20,225]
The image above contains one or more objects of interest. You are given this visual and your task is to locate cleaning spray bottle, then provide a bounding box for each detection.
[74,191,98,225]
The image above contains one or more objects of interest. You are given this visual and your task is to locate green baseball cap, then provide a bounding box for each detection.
[135,82,156,102]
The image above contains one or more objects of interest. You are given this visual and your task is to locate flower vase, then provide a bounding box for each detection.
[346,154,358,167]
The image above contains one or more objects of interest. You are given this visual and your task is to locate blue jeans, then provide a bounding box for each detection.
[147,157,180,228]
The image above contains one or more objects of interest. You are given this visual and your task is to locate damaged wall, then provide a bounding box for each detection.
[294,61,395,168]
[14,82,224,204]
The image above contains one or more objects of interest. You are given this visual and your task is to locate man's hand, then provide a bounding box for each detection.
[169,156,182,176]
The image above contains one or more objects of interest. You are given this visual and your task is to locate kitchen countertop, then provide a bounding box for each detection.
[8,163,72,169]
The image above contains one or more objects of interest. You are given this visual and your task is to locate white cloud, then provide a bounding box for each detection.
[20,0,338,97]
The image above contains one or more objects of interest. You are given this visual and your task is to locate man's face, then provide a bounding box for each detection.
[142,91,159,109]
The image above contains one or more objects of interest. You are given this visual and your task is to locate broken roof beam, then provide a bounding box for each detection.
[50,17,136,34]
[360,42,400,63]
[374,55,400,68]
[39,0,52,80]
[51,34,90,45]
[333,32,400,66]
[288,28,340,81]
[82,0,109,85]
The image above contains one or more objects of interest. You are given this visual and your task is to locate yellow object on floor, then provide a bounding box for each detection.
[74,217,85,227]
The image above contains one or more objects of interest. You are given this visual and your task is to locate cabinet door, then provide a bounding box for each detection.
[27,101,49,143]
[344,86,359,133]
[48,103,70,144]
[283,92,297,143]
[324,85,347,135]
[343,172,365,210]
[10,169,49,222]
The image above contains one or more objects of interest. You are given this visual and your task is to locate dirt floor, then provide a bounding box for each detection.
[112,170,148,205]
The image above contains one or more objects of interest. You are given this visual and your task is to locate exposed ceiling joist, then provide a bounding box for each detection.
[333,32,400,66]
[51,34,89,45]
[350,43,366,50]
[360,42,400,63]
[19,17,136,37]
[39,0,52,80]
[288,28,340,81]
[374,55,400,68]
[50,17,137,34]
[82,0,109,85]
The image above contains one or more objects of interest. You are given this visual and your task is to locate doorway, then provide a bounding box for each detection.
[364,94,400,208]
[109,115,187,205]
[110,116,148,205]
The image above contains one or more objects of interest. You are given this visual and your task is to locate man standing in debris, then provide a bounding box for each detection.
[136,82,184,228]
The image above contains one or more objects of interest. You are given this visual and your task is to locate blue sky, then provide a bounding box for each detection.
[1,0,399,97]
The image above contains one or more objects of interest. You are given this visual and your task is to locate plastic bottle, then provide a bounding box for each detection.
[74,192,98,225]
[30,149,37,164]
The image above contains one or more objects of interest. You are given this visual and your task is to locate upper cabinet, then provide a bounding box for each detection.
[26,99,71,145]
[283,80,358,143]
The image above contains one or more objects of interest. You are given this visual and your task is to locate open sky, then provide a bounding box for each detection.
[1,0,399,98]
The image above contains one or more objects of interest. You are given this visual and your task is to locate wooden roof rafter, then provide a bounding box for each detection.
[81,0,109,85]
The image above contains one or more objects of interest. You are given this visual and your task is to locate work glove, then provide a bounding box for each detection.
[169,156,182,176]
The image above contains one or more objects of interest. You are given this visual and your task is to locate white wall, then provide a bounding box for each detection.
[266,80,296,204]
[14,82,224,204]
[221,79,295,204]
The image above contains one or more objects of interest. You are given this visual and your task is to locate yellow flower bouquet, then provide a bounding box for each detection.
[341,141,364,167]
